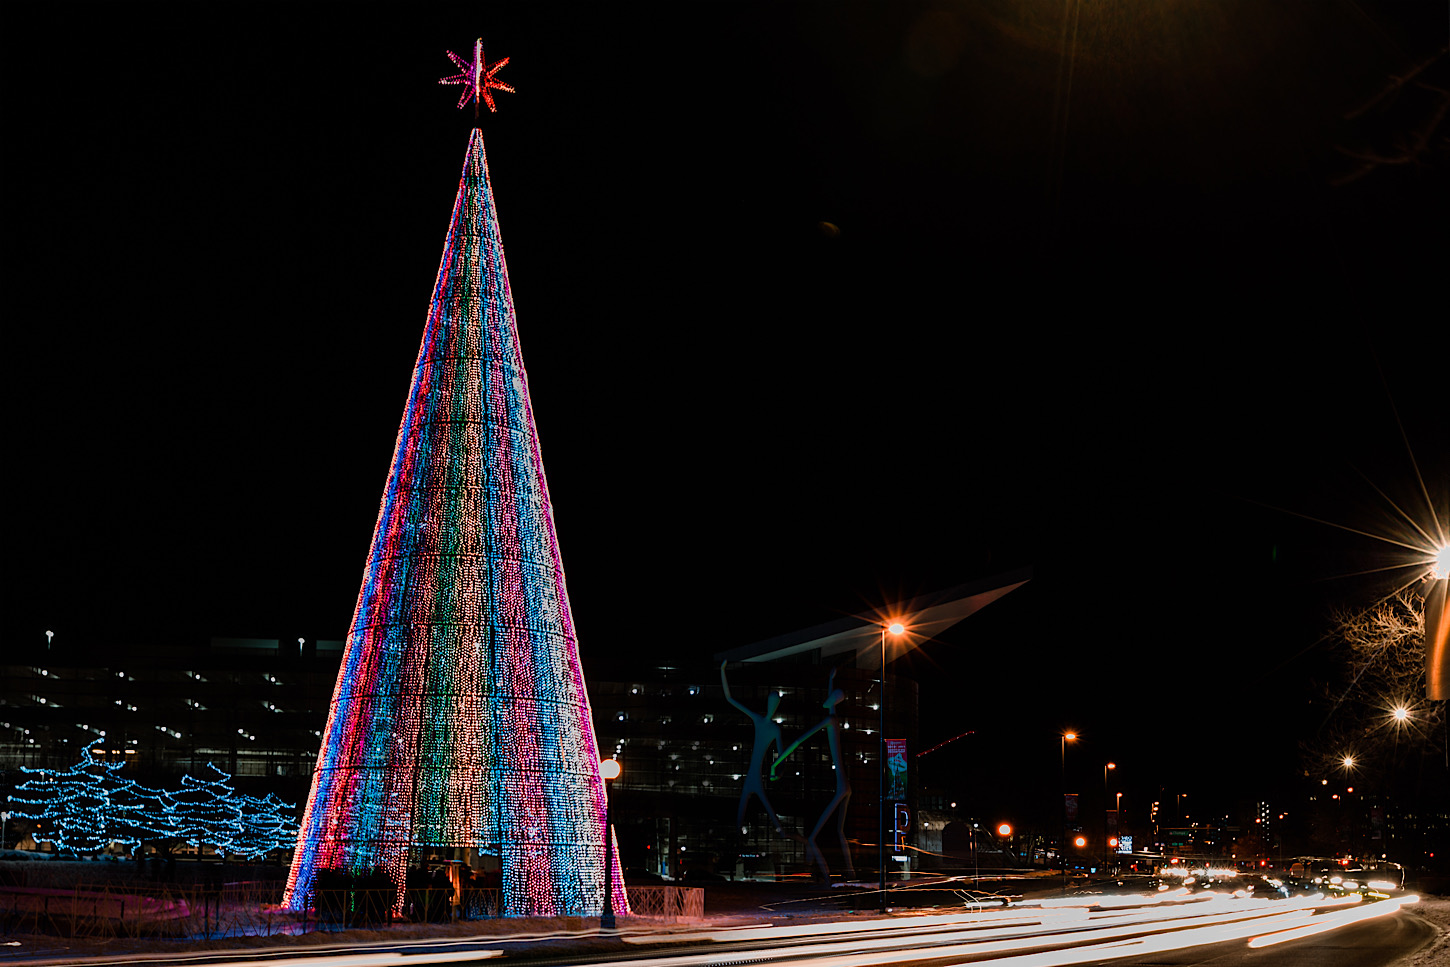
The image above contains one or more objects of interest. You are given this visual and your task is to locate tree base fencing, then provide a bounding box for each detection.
[624,885,704,921]
[0,881,285,940]
[1,882,702,939]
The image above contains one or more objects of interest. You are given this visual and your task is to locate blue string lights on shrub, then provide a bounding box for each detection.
[283,44,624,920]
[8,740,137,853]
[5,740,298,857]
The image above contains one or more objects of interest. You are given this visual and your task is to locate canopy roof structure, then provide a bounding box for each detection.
[716,567,1032,667]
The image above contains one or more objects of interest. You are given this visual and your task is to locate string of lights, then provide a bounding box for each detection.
[5,739,297,858]
[282,127,623,918]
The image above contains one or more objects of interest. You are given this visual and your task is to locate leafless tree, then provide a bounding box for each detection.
[1304,589,1445,781]
[1331,45,1449,186]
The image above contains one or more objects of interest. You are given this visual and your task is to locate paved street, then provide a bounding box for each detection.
[6,886,1437,967]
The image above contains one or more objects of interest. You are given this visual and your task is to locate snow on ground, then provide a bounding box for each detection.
[1402,895,1450,967]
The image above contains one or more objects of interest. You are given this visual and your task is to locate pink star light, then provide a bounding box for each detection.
[440,38,514,117]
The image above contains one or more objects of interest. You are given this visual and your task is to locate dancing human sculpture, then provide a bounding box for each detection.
[772,668,852,880]
[720,661,786,834]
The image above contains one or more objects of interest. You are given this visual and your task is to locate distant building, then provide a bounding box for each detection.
[2,571,1030,873]
[0,636,345,821]
[599,571,1030,879]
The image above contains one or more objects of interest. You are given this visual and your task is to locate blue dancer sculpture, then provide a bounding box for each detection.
[772,668,853,879]
[721,661,788,834]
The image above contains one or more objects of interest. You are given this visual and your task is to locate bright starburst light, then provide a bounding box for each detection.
[1252,388,1445,606]
[440,38,514,115]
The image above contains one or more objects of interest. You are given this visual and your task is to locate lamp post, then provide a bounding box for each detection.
[879,620,906,911]
[1060,731,1076,887]
[600,757,621,931]
[1102,763,1116,874]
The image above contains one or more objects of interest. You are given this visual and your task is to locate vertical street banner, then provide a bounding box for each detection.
[1426,575,1447,700]
[1064,794,1079,824]
[886,740,909,801]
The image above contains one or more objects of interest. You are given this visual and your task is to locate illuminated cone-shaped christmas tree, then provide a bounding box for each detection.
[283,119,623,917]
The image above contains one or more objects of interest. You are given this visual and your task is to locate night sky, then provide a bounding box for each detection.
[7,4,1446,820]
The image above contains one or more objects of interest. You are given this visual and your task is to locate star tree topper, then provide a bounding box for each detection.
[440,38,514,118]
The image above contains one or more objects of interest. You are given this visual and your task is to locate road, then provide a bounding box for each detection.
[38,889,1435,967]
[1109,907,1435,967]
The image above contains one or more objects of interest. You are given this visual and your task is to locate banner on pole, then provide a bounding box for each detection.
[886,740,908,800]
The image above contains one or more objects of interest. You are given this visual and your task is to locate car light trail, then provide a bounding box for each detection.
[570,903,1322,967]
[1247,894,1419,948]
[159,953,503,967]
[103,891,1415,967]
[600,891,1396,967]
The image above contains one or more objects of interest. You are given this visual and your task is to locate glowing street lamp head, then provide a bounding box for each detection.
[1064,732,1077,742]
[1106,762,1116,770]
[1393,706,1410,722]
[600,758,622,781]
[1074,836,1087,848]
[1433,545,1450,580]
[1342,756,1355,770]
[887,622,906,636]
[997,823,1012,837]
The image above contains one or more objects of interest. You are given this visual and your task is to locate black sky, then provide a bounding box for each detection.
[6,3,1446,817]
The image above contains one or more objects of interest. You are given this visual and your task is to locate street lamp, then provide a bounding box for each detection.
[879,620,907,910]
[1103,762,1116,873]
[1060,731,1076,887]
[600,757,621,930]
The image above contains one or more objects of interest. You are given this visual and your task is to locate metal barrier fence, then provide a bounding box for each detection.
[299,887,494,931]
[0,881,286,940]
[0,881,702,939]
[625,885,704,921]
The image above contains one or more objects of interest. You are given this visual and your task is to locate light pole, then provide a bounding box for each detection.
[600,757,621,931]
[1103,762,1115,874]
[997,823,1013,866]
[879,620,906,911]
[1060,731,1076,887]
